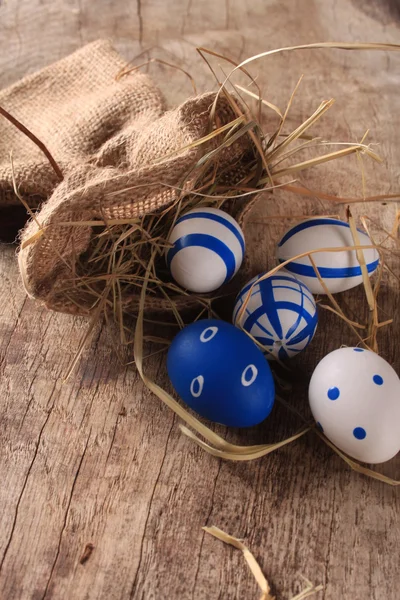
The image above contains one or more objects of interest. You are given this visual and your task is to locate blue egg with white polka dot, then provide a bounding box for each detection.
[166,208,245,293]
[167,319,275,427]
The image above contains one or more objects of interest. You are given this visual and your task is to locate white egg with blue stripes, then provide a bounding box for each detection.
[166,207,245,293]
[277,217,379,295]
[233,272,318,360]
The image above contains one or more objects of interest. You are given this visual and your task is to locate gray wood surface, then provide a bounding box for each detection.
[0,0,399,598]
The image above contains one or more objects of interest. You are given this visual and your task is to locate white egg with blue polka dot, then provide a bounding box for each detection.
[309,347,400,464]
[166,207,245,293]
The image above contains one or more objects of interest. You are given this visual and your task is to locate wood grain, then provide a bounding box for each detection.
[0,1,399,599]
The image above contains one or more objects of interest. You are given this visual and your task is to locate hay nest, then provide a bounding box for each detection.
[2,41,400,484]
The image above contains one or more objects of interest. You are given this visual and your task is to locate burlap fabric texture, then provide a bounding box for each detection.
[0,40,256,316]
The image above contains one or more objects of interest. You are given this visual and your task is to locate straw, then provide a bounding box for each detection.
[204,526,323,600]
[203,526,275,600]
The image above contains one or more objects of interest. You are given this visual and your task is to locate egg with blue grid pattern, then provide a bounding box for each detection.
[309,347,400,464]
[233,272,318,360]
[166,207,245,293]
[167,319,275,427]
[277,217,379,294]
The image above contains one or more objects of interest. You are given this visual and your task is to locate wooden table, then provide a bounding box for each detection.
[1,1,399,598]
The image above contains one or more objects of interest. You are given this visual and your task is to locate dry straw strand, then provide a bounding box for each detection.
[203,526,275,600]
[204,42,400,102]
[116,57,197,94]
[234,84,283,119]
[179,425,311,461]
[281,183,400,205]
[347,208,379,351]
[203,526,323,600]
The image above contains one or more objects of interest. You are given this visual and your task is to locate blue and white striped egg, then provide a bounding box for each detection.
[277,217,379,294]
[233,272,318,360]
[166,207,245,293]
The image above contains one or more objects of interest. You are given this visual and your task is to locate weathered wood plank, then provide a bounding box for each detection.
[0,0,399,599]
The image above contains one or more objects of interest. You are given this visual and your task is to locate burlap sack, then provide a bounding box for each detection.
[0,40,256,316]
[0,40,165,207]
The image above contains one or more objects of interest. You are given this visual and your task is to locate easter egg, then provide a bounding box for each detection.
[309,347,400,464]
[233,272,318,360]
[166,207,245,293]
[277,217,379,294]
[167,319,275,427]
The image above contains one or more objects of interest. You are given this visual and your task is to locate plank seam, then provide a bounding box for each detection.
[0,379,58,572]
[190,460,222,599]
[41,429,92,600]
[129,414,176,599]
